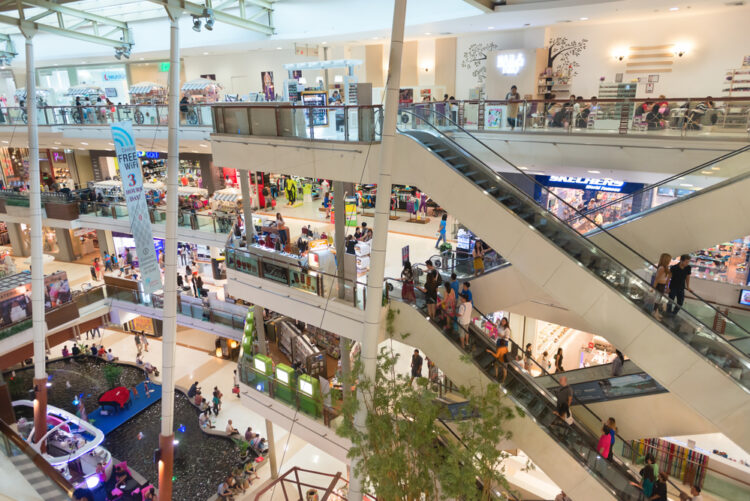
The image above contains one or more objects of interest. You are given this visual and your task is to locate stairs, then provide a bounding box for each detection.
[9,454,71,500]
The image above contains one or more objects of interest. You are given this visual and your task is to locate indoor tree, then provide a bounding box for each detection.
[337,344,519,500]
[546,36,588,76]
[461,41,501,85]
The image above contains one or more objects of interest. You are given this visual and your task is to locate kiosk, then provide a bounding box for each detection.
[274,363,296,404]
[297,374,321,417]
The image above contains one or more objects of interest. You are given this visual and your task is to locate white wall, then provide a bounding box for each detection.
[544,11,749,99]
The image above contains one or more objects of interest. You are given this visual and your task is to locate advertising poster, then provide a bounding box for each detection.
[110,121,163,295]
[0,284,30,326]
[45,271,72,309]
[292,70,302,80]
[485,106,504,130]
[301,91,328,126]
[345,203,357,227]
[261,71,275,101]
[399,88,413,104]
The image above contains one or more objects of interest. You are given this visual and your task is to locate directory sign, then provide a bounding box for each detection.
[110,121,163,295]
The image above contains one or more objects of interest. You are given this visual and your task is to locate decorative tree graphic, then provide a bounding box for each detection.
[461,41,500,85]
[546,37,588,76]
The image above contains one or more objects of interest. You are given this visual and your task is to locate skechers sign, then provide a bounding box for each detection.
[496,53,525,75]
[539,175,643,194]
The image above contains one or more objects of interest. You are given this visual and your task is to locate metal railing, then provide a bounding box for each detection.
[0,104,212,127]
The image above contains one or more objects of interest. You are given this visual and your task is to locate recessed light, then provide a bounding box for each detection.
[669,6,679,11]
[81,61,87,64]
[1,140,8,144]
[276,47,282,50]
[711,166,720,170]
[519,167,528,170]
[80,142,88,145]
[588,170,600,174]
[78,148,85,150]
[107,142,114,146]
[487,26,495,30]
[54,141,61,145]
[191,150,198,153]
[580,17,589,21]
[199,144,208,148]
[203,52,209,55]
[371,36,379,40]
[424,32,432,35]
[321,41,327,45]
[700,171,713,175]
[139,57,144,60]
[680,183,693,187]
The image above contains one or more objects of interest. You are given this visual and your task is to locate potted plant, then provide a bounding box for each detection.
[233,438,251,460]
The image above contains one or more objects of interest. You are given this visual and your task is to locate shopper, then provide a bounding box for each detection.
[642,465,656,498]
[212,386,223,415]
[188,380,200,399]
[486,338,508,381]
[410,349,423,385]
[457,293,472,350]
[422,267,440,319]
[134,332,142,356]
[667,254,692,316]
[400,261,416,304]
[439,282,456,332]
[611,350,625,376]
[225,419,239,436]
[650,472,669,501]
[461,282,473,305]
[679,486,703,501]
[606,417,617,460]
[651,253,672,319]
[142,333,149,352]
[597,424,612,458]
[93,257,102,280]
[233,369,240,398]
[540,350,550,372]
[435,214,447,249]
[554,347,564,373]
[555,376,573,424]
[497,317,511,347]
[554,492,572,501]
[505,85,521,130]
[473,240,485,276]
[345,235,357,254]
[449,273,459,297]
[523,343,533,371]
[104,252,113,272]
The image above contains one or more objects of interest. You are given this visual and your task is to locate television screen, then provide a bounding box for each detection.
[676,188,694,197]
[657,187,675,197]
[253,358,266,372]
[299,379,313,396]
[276,369,289,384]
[739,289,750,306]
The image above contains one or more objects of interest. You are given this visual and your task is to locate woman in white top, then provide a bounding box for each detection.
[651,253,671,321]
[498,317,511,347]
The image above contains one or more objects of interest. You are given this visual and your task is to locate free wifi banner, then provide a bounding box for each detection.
[110,121,163,295]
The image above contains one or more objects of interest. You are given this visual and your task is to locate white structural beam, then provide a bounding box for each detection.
[146,0,273,35]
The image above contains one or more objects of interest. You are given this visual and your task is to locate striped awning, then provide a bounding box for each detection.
[212,188,241,202]
[181,78,223,92]
[14,88,51,98]
[129,82,164,95]
[65,85,104,96]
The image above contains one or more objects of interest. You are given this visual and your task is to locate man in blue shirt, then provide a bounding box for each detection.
[449,273,459,297]
[461,282,473,305]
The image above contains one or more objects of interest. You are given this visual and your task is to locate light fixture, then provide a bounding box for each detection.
[671,42,691,58]
[202,52,209,56]
[139,57,145,60]
[519,167,528,170]
[580,17,589,21]
[199,143,208,148]
[205,18,214,30]
[669,6,679,11]
[192,16,202,32]
[424,32,432,35]
[488,26,495,30]
[276,46,283,50]
[321,41,327,45]
[114,45,131,60]
[680,183,693,187]
[588,170,600,174]
[334,75,343,83]
[612,47,629,61]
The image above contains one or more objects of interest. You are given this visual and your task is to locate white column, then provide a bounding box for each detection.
[26,37,44,379]
[349,1,407,499]
[161,14,180,438]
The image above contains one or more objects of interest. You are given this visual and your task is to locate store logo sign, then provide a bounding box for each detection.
[549,175,625,193]
[496,53,525,75]
[103,71,125,81]
[137,151,161,159]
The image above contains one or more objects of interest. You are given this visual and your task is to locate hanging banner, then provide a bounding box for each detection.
[110,121,163,295]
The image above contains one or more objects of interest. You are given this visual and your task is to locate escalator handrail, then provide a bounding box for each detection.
[396,108,750,350]
[571,144,750,223]
[384,277,643,490]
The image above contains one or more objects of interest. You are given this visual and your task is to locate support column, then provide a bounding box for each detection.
[96,229,115,256]
[7,222,29,257]
[159,12,181,501]
[349,1,407,500]
[265,419,278,479]
[334,181,346,299]
[25,34,47,450]
[340,338,352,400]
[254,304,267,356]
[53,228,75,261]
[239,171,255,237]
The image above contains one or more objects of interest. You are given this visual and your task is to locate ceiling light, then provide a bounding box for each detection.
[588,170,600,174]
[424,32,432,35]
[139,57,144,61]
[204,17,215,30]
[107,142,114,146]
[487,26,495,30]
[711,166,720,170]
[321,41,327,45]
[276,46,282,50]
[680,183,693,187]
[192,16,202,32]
[199,144,208,148]
[1,140,8,144]
[371,36,379,40]
[54,141,61,145]
[669,6,679,11]
[519,167,528,170]
[580,17,589,21]
[203,52,209,56]
[80,142,88,145]
[700,171,713,175]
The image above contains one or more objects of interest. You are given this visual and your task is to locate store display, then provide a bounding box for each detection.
[301,91,329,126]
[691,239,750,286]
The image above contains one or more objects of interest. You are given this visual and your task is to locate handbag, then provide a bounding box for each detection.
[232,386,240,394]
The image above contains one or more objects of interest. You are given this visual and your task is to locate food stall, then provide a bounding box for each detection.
[64,85,106,124]
[128,82,167,125]
[181,78,223,125]
[14,88,55,106]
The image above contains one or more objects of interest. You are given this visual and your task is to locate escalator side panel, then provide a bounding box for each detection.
[399,132,750,452]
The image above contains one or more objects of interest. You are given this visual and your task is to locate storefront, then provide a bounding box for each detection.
[0,148,29,189]
[532,319,616,371]
[692,238,750,286]
[534,175,645,229]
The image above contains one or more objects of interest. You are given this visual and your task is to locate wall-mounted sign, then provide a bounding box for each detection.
[136,151,161,159]
[159,62,171,72]
[496,53,525,75]
[547,175,625,192]
[103,71,126,81]
[51,151,65,163]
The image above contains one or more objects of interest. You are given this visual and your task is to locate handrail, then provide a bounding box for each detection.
[397,107,750,347]
[0,418,75,497]
[571,144,750,220]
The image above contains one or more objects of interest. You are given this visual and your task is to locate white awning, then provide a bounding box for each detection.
[129,82,165,95]
[181,78,223,92]
[178,186,208,197]
[212,188,241,202]
[65,85,104,97]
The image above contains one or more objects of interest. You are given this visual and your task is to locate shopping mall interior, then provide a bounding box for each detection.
[0,0,749,500]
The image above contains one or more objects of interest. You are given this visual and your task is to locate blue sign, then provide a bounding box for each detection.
[137,151,161,159]
[536,175,643,194]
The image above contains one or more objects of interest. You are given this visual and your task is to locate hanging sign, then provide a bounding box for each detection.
[110,121,163,295]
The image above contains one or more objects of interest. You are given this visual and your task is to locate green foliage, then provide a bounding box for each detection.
[0,319,32,341]
[233,438,250,456]
[102,363,123,389]
[337,346,518,501]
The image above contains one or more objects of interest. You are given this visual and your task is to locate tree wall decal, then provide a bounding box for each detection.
[461,41,500,85]
[547,36,588,76]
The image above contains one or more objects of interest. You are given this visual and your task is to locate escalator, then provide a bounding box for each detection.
[394,109,750,452]
[571,145,750,260]
[383,281,645,501]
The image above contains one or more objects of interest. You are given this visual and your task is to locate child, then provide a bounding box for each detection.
[131,384,139,400]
